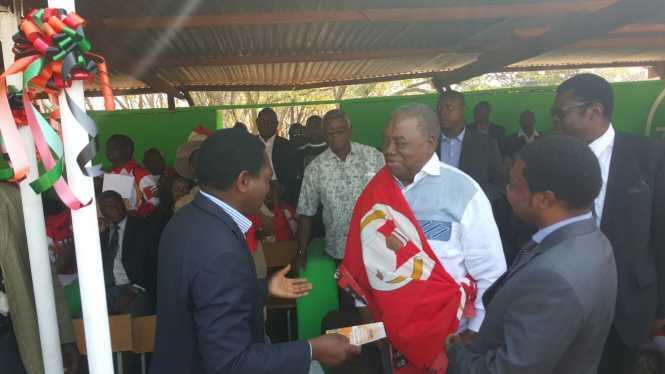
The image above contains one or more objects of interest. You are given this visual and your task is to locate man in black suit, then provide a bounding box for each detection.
[437,91,511,258]
[257,108,299,204]
[468,101,507,155]
[151,128,359,374]
[98,190,159,315]
[553,73,665,374]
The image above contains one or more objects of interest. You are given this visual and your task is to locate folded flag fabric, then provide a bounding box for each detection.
[339,166,475,373]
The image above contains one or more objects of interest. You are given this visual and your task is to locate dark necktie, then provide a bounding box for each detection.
[483,239,538,306]
[105,225,120,286]
[109,224,119,255]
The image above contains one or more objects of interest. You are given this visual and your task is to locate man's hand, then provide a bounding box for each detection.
[61,343,80,374]
[310,333,361,367]
[651,319,665,337]
[268,265,312,299]
[445,334,463,352]
[459,330,478,345]
[112,287,139,314]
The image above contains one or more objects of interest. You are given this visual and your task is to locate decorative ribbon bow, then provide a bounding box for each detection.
[0,8,114,209]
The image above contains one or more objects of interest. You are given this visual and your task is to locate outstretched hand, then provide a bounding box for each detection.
[268,264,313,299]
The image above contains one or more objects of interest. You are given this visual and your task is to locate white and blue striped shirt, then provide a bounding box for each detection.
[200,191,252,234]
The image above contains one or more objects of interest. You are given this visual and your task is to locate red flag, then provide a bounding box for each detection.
[339,167,465,373]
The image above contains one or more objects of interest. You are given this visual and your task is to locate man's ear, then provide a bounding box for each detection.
[532,190,556,210]
[235,170,251,193]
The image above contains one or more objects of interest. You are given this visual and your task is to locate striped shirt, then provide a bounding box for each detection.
[200,191,252,234]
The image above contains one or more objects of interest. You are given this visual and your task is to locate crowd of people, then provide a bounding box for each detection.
[1,73,664,374]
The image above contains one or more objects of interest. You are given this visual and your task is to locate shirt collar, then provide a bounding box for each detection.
[114,217,127,231]
[442,128,465,142]
[518,130,540,142]
[588,124,615,158]
[532,212,593,244]
[396,153,441,191]
[326,142,356,161]
[260,134,277,146]
[199,191,252,234]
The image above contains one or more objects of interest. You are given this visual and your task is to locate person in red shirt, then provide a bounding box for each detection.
[106,134,159,218]
[267,181,298,241]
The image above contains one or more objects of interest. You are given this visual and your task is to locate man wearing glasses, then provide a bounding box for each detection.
[551,73,665,374]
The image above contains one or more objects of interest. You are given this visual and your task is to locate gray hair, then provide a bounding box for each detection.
[322,109,351,128]
[390,103,441,139]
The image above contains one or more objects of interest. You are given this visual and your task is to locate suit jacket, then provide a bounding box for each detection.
[151,192,310,374]
[272,136,299,204]
[467,122,507,155]
[600,132,665,347]
[448,219,617,374]
[0,183,75,374]
[438,129,507,202]
[100,215,158,294]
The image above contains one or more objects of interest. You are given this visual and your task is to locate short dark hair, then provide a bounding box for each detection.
[519,135,601,209]
[107,134,134,155]
[475,101,490,111]
[556,73,614,120]
[258,107,278,121]
[99,189,124,205]
[197,128,266,191]
[305,115,322,128]
[322,109,351,128]
[437,89,465,106]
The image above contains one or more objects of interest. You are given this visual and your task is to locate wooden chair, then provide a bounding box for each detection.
[132,315,157,374]
[262,240,298,340]
[73,314,133,374]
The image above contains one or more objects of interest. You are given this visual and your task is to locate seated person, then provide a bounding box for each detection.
[106,134,159,217]
[98,190,159,315]
[266,181,298,241]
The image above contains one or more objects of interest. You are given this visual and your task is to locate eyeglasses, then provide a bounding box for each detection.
[550,102,594,119]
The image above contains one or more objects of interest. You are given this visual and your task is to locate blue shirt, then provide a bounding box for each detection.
[199,191,252,234]
[532,212,593,244]
[440,128,466,168]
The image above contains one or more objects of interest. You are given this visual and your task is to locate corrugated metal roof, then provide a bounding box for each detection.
[16,0,658,93]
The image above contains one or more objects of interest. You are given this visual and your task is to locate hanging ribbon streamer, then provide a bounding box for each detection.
[0,8,115,209]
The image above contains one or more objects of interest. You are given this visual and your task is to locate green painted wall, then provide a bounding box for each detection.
[89,107,217,169]
[340,80,665,148]
[83,80,665,170]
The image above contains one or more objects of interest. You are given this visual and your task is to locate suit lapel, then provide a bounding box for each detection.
[483,219,597,306]
[601,133,639,230]
[459,128,473,171]
[192,192,247,242]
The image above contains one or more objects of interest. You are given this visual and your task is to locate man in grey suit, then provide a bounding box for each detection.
[446,135,617,374]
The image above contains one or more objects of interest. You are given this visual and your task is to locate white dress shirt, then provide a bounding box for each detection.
[261,134,278,181]
[111,217,130,286]
[398,153,507,331]
[588,125,615,225]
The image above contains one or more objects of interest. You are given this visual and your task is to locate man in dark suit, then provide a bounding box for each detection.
[467,101,507,155]
[151,128,359,374]
[98,190,159,315]
[553,73,665,374]
[436,91,511,258]
[447,136,617,374]
[257,108,299,204]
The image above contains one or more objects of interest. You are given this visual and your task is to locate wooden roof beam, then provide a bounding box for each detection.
[93,1,617,29]
[434,0,664,87]
[137,72,186,100]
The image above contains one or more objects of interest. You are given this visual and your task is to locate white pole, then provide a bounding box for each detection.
[47,1,114,373]
[0,10,64,374]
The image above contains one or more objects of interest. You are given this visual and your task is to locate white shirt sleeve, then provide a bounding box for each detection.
[459,189,507,331]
